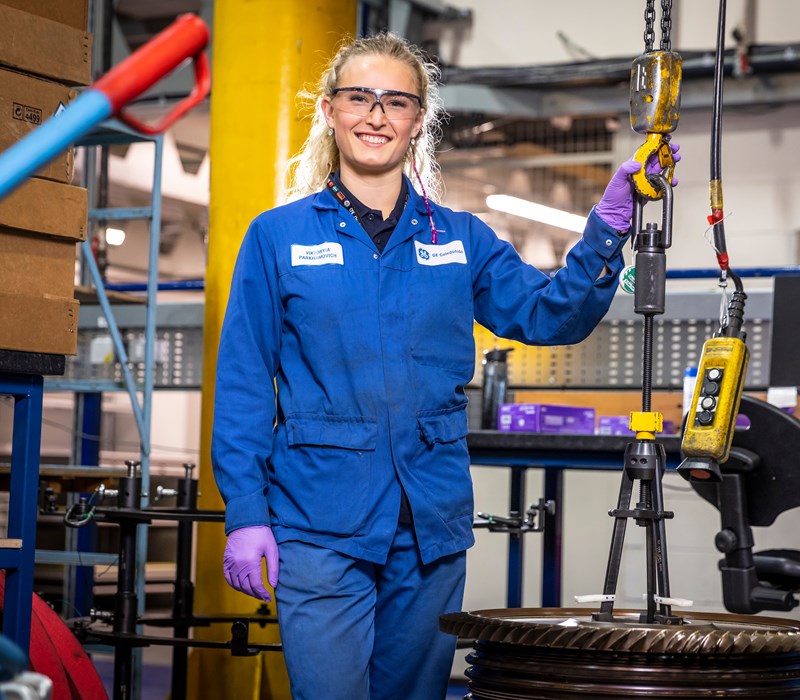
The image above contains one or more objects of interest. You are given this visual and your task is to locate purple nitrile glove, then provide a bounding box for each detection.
[223,525,279,602]
[595,143,681,231]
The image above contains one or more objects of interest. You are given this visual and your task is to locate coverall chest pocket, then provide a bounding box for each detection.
[407,265,474,373]
[277,415,377,535]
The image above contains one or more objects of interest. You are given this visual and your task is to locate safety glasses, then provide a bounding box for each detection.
[331,87,422,120]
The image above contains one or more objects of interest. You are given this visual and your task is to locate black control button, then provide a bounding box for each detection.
[701,396,716,410]
[703,381,719,395]
[698,411,714,425]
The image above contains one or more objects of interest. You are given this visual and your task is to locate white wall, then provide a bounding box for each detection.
[435,0,800,67]
[615,106,800,271]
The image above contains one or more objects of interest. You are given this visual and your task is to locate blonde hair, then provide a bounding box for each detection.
[285,32,444,203]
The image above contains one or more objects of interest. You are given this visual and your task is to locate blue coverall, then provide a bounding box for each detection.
[212,177,628,698]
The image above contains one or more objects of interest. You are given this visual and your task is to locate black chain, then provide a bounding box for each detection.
[644,0,656,52]
[660,0,673,51]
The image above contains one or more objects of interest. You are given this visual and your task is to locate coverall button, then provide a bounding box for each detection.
[339,221,346,228]
[605,238,613,246]
[373,253,379,259]
[411,219,418,225]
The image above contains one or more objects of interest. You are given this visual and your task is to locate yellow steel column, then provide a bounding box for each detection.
[190,2,356,697]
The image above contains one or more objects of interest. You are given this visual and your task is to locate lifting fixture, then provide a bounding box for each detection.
[592,0,685,625]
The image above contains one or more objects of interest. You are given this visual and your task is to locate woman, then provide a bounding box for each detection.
[212,32,678,700]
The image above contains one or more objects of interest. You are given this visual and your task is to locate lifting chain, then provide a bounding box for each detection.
[644,0,673,53]
[661,0,673,51]
[632,0,680,200]
[644,0,656,52]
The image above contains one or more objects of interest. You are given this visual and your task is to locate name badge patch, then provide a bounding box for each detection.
[414,240,467,266]
[291,242,344,266]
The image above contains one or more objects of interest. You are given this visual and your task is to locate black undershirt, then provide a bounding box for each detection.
[327,172,413,525]
[330,170,407,253]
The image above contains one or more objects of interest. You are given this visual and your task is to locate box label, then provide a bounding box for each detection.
[13,102,42,125]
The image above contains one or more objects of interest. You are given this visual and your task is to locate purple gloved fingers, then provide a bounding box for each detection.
[243,570,272,602]
[646,142,681,183]
[222,525,279,602]
[595,143,681,231]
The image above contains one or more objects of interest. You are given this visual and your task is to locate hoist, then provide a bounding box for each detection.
[629,0,681,201]
[679,0,749,482]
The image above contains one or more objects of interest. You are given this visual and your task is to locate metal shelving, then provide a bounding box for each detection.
[36,121,166,668]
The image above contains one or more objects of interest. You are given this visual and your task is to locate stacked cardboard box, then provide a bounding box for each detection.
[0,1,92,355]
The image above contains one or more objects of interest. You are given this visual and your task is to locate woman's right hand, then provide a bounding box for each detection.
[223,525,279,601]
[595,143,681,231]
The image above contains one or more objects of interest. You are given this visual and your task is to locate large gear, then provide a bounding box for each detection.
[441,608,800,654]
[441,608,800,698]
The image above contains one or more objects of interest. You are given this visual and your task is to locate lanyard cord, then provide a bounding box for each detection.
[325,177,360,221]
[326,170,438,245]
[411,159,438,245]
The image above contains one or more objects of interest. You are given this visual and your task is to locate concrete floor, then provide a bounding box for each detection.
[93,657,469,699]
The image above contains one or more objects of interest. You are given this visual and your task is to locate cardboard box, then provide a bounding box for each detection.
[0,68,78,183]
[0,177,87,242]
[498,404,596,435]
[0,5,91,86]
[0,292,78,354]
[0,178,85,354]
[0,0,89,31]
[0,229,78,299]
[0,178,86,298]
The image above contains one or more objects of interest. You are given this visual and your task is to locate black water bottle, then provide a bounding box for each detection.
[481,347,513,429]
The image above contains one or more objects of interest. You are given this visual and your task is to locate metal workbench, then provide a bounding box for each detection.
[467,430,682,608]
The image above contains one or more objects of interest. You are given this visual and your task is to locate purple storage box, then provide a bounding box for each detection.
[596,415,677,435]
[497,403,596,435]
[596,416,631,436]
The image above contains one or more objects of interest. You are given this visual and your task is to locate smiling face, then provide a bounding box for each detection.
[322,54,424,181]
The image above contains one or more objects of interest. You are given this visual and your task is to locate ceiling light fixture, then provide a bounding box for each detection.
[486,194,588,233]
[105,227,126,246]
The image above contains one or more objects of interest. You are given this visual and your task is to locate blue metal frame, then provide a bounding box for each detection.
[667,266,800,278]
[469,436,682,608]
[74,122,163,698]
[0,373,44,657]
[73,393,103,616]
[105,279,204,293]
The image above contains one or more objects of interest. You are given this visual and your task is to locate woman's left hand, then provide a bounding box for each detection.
[595,143,681,231]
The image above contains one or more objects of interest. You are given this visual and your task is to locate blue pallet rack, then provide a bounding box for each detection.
[0,372,44,655]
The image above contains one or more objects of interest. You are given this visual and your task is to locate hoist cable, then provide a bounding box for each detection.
[708,0,743,294]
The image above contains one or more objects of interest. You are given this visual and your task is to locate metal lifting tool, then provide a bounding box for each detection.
[590,0,686,625]
[630,0,681,201]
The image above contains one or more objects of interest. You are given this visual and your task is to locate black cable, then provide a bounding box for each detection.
[710,0,744,301]
[710,0,728,261]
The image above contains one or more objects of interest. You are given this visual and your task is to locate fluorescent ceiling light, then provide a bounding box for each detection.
[486,194,587,233]
[105,227,126,246]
